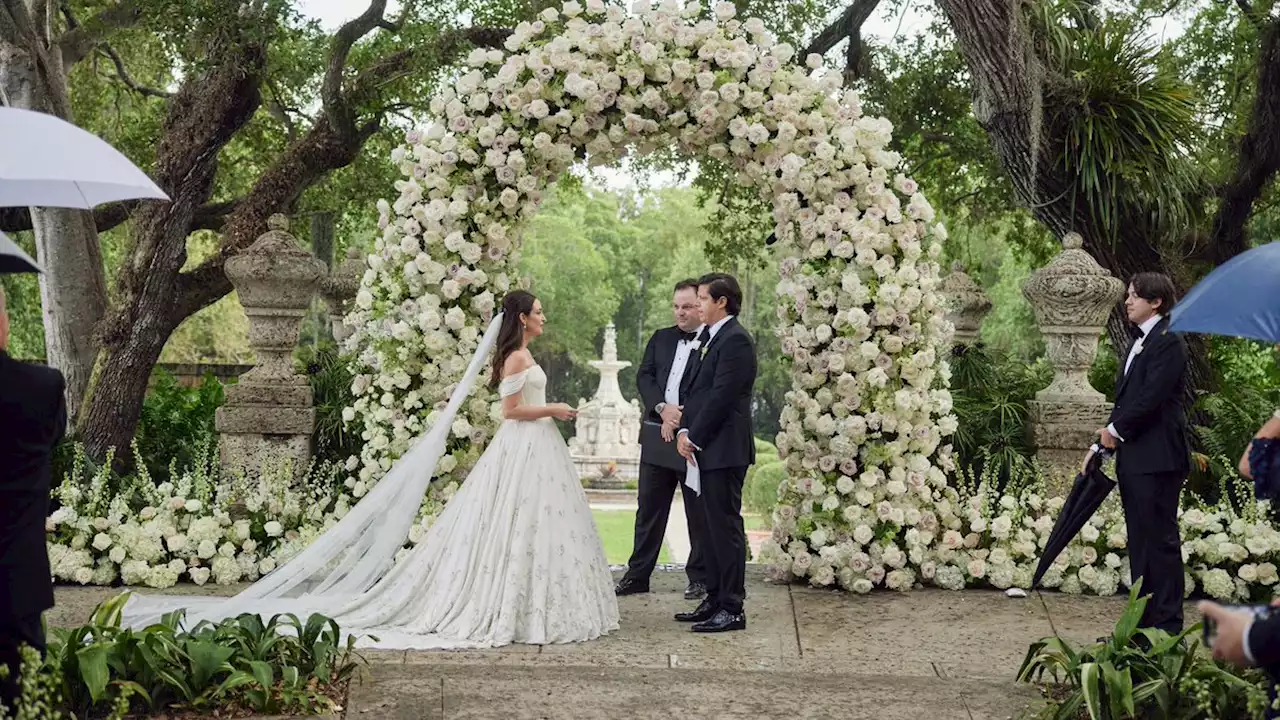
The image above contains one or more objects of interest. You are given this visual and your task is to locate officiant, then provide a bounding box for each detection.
[616,280,709,601]
[0,285,67,712]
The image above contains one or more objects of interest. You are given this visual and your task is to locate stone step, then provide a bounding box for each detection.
[344,662,1043,719]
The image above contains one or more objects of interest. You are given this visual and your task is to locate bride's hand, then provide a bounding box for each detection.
[548,403,577,421]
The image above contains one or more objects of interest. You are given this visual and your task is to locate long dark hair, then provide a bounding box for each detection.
[489,290,537,389]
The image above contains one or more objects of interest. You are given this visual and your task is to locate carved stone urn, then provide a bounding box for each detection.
[938,262,993,346]
[1021,233,1125,489]
[215,214,326,478]
[319,247,365,343]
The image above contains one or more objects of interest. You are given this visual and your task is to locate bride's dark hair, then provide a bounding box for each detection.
[489,290,537,389]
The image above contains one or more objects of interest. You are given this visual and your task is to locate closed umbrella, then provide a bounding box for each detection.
[0,106,168,209]
[1167,241,1280,343]
[1031,446,1116,589]
[0,229,41,274]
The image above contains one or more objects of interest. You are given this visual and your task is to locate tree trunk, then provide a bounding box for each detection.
[0,8,109,419]
[30,207,108,417]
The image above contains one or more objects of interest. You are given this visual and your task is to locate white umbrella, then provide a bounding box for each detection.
[0,229,41,274]
[0,106,168,209]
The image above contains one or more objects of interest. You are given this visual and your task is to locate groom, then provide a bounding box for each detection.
[675,273,756,633]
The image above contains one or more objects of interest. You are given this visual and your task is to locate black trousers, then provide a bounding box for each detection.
[698,466,748,614]
[623,462,707,585]
[1118,469,1186,633]
[0,611,45,714]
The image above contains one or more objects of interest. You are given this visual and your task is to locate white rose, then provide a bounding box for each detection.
[92,533,113,551]
[264,521,284,538]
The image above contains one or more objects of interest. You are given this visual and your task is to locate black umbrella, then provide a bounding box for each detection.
[0,229,41,274]
[1031,445,1116,589]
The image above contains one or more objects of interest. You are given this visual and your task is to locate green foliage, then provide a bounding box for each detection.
[130,370,225,484]
[2,593,364,719]
[1030,0,1202,242]
[948,343,1052,488]
[1019,580,1270,719]
[0,233,45,361]
[295,342,362,467]
[744,437,783,516]
[1192,340,1280,493]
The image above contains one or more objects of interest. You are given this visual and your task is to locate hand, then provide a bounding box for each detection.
[677,433,697,465]
[548,403,577,421]
[659,403,683,427]
[661,423,675,443]
[1097,427,1118,449]
[1198,601,1255,668]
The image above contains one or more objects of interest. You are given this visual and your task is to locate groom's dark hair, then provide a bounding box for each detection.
[1129,272,1178,314]
[698,273,742,315]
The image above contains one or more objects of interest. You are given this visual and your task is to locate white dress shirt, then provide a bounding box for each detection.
[1108,314,1163,443]
[659,324,704,410]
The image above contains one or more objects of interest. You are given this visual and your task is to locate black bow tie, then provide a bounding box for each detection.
[679,330,698,342]
[697,328,711,343]
[1128,324,1145,340]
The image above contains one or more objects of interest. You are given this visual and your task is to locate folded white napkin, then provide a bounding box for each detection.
[684,458,701,495]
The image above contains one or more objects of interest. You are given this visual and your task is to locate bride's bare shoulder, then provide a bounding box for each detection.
[502,349,535,377]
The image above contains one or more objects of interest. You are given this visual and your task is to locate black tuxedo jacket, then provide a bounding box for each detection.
[0,351,66,618]
[679,317,757,472]
[1248,612,1280,667]
[1107,317,1190,476]
[636,325,700,425]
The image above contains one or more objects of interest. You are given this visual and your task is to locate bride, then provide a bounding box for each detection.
[123,290,620,649]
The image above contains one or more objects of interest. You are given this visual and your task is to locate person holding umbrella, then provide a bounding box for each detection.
[1092,272,1191,635]
[0,284,67,713]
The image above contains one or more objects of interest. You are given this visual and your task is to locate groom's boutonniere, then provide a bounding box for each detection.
[700,343,710,360]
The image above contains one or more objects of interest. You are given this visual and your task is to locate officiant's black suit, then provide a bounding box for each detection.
[1108,317,1190,633]
[680,317,756,615]
[621,326,708,589]
[0,351,66,710]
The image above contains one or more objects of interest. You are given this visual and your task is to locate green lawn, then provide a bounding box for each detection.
[591,510,672,565]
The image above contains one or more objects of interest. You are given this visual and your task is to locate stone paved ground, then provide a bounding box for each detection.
[52,568,1208,719]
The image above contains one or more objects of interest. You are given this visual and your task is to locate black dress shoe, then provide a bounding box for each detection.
[684,581,708,600]
[692,609,746,633]
[615,577,649,596]
[674,599,717,623]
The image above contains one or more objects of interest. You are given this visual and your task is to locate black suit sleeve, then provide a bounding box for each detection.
[637,331,664,415]
[47,371,67,446]
[683,332,754,447]
[1109,333,1187,442]
[1249,613,1280,667]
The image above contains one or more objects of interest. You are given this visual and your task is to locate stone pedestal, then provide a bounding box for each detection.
[569,323,642,486]
[216,215,326,478]
[320,247,364,343]
[939,262,992,346]
[1022,233,1125,493]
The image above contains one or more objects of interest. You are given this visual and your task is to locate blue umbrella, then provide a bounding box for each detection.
[1168,241,1280,343]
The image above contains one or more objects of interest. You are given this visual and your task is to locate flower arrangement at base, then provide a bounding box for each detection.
[759,459,1280,601]
[45,445,350,589]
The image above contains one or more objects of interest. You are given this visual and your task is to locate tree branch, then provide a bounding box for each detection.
[0,199,237,234]
[56,0,143,66]
[802,0,881,59]
[98,43,172,98]
[1235,0,1265,30]
[322,0,390,142]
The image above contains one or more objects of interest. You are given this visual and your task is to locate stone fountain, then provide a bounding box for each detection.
[568,323,642,488]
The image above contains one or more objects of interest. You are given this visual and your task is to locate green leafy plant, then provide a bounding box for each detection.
[132,369,226,483]
[295,342,361,467]
[5,593,366,719]
[1019,580,1270,719]
[948,343,1051,489]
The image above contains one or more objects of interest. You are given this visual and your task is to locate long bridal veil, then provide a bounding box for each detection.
[123,312,507,629]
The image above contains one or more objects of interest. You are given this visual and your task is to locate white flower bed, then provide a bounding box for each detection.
[761,467,1280,602]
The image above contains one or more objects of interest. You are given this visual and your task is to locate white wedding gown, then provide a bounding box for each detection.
[123,314,619,650]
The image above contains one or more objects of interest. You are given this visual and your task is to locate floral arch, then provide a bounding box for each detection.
[340,0,960,593]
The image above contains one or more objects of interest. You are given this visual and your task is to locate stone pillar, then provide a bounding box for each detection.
[216,215,326,478]
[319,247,364,343]
[938,262,993,346]
[1022,233,1125,491]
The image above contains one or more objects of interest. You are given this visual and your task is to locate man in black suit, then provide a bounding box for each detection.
[616,280,709,600]
[0,286,66,712]
[675,273,756,633]
[1094,272,1189,634]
